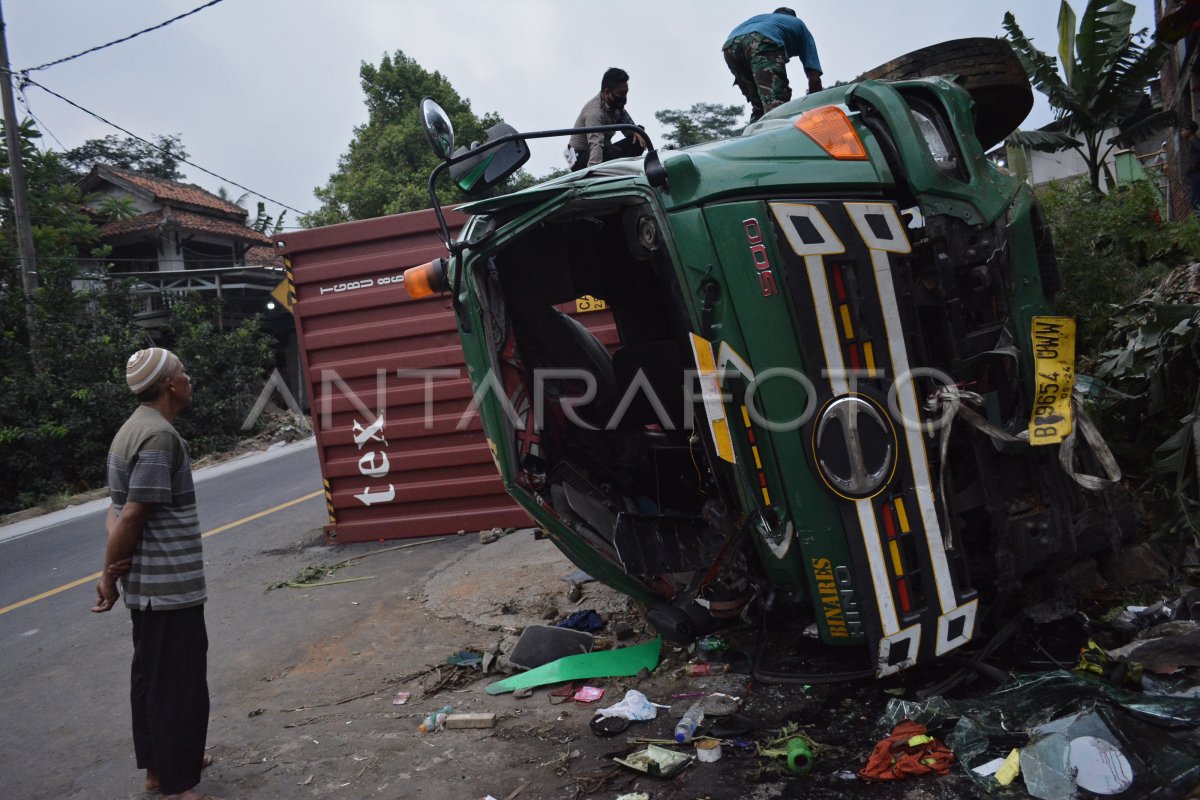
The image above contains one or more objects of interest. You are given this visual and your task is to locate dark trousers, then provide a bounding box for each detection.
[130,604,209,795]
[1189,172,1200,211]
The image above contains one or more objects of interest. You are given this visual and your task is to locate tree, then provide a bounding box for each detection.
[1003,0,1170,192]
[0,120,276,513]
[303,51,502,227]
[654,103,745,149]
[61,133,188,180]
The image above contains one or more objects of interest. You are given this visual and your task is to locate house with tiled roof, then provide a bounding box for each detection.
[77,164,303,403]
[79,164,273,273]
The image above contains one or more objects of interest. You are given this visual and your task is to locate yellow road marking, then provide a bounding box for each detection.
[0,490,322,617]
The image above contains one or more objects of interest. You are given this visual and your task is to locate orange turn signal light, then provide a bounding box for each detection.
[403,258,448,298]
[795,106,869,161]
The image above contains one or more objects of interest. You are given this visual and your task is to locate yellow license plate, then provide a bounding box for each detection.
[1029,316,1076,445]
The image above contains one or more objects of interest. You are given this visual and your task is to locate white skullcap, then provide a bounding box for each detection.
[126,348,175,394]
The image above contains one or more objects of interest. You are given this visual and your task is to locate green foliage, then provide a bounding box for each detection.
[1,120,276,514]
[160,299,275,455]
[303,51,502,226]
[91,193,139,221]
[60,133,188,180]
[654,103,745,149]
[1003,1,1170,191]
[1036,179,1200,350]
[1086,275,1200,545]
[249,201,287,235]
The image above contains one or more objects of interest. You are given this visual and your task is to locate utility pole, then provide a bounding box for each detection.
[0,0,40,365]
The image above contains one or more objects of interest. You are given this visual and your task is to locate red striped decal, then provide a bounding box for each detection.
[897,577,912,613]
[848,343,861,370]
[831,266,847,301]
[882,503,896,539]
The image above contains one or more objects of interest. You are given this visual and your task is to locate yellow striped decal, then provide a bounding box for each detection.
[894,496,910,532]
[285,259,297,307]
[689,333,736,463]
[739,405,772,505]
[863,341,878,377]
[323,478,337,524]
[889,540,904,576]
[839,304,855,339]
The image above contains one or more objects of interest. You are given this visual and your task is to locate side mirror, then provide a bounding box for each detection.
[449,123,531,196]
[421,98,455,161]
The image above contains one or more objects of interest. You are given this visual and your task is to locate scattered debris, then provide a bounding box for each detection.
[858,720,953,781]
[508,625,594,670]
[560,569,594,584]
[572,686,605,703]
[486,637,661,695]
[480,527,507,545]
[884,671,1200,797]
[614,744,692,778]
[391,691,410,706]
[444,712,496,729]
[695,738,722,762]
[556,609,603,632]
[418,705,455,734]
[594,690,669,722]
[447,650,484,669]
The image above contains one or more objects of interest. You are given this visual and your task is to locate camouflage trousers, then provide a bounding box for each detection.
[723,32,791,122]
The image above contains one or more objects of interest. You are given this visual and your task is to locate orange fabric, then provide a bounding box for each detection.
[858,720,955,781]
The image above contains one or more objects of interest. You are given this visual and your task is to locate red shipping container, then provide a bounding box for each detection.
[275,209,533,542]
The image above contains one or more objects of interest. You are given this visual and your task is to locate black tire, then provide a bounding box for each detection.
[855,38,1033,151]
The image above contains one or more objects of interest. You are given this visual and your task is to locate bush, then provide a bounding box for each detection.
[162,298,275,456]
[1036,179,1200,353]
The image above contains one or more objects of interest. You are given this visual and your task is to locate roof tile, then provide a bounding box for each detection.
[98,208,270,245]
[102,166,248,218]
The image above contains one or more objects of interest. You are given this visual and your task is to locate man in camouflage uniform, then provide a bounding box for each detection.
[723,8,823,123]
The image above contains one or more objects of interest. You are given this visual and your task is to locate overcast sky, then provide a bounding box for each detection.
[3,0,1157,226]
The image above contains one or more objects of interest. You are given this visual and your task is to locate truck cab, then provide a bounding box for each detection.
[409,65,1127,678]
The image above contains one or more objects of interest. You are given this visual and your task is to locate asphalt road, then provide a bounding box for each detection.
[0,439,335,798]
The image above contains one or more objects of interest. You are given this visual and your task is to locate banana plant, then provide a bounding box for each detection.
[1003,0,1172,191]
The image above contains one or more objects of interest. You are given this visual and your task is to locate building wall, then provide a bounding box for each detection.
[1157,0,1200,219]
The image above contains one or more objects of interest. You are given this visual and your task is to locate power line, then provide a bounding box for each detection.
[23,0,226,73]
[14,83,67,152]
[18,75,304,214]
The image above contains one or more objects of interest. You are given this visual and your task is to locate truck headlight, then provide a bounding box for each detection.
[911,109,958,172]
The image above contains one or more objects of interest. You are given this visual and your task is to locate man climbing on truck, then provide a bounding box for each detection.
[723,7,823,122]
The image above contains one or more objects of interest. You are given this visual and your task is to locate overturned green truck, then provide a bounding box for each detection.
[404,40,1128,680]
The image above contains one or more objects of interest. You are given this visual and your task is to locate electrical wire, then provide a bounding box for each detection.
[14,84,68,152]
[17,75,303,214]
[23,0,226,73]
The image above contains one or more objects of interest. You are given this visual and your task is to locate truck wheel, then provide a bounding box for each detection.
[856,38,1033,151]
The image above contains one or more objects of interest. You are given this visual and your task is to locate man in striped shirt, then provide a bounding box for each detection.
[93,347,214,800]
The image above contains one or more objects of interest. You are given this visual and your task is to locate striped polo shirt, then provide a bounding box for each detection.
[107,405,206,610]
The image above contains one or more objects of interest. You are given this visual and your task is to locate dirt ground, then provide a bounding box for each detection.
[177,529,996,800]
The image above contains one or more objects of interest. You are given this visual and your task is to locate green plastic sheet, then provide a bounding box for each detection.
[486,637,661,695]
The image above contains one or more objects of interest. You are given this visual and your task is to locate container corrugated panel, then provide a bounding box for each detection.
[276,209,618,543]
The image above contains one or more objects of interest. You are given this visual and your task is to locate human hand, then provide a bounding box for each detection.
[106,558,132,577]
[91,576,120,613]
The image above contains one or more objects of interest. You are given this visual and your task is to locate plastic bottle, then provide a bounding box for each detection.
[418,705,455,733]
[674,703,705,744]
